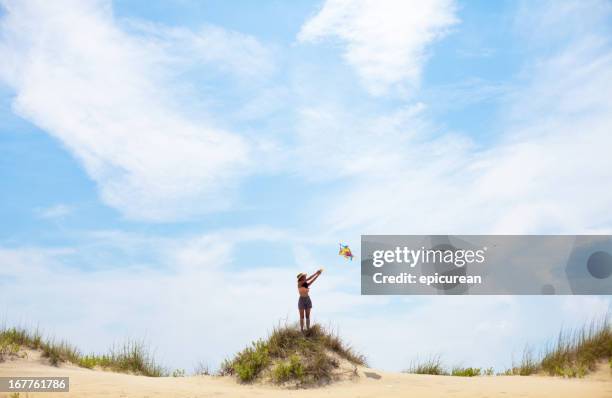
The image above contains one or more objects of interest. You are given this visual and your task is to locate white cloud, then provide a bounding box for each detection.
[298,0,458,96]
[125,20,276,80]
[314,3,612,236]
[0,0,275,221]
[290,101,469,185]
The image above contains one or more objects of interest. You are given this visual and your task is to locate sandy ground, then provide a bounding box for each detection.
[1,352,610,398]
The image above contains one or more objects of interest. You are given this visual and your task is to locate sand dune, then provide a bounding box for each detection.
[1,353,610,398]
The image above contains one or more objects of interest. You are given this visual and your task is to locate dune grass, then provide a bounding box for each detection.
[404,355,447,375]
[220,323,365,385]
[405,316,611,378]
[503,347,540,376]
[0,326,166,377]
[0,326,79,366]
[539,317,611,377]
[78,341,166,377]
[193,361,211,376]
[404,357,491,377]
[503,316,611,377]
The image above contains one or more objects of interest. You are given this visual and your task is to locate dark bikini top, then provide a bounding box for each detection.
[301,282,309,288]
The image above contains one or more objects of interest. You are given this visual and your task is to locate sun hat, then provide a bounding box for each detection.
[296,272,306,280]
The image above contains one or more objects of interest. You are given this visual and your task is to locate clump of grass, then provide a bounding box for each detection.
[272,354,305,383]
[194,361,211,376]
[404,355,447,375]
[171,368,186,377]
[504,347,540,376]
[539,317,611,377]
[222,340,271,382]
[501,316,611,378]
[78,340,166,377]
[0,327,41,362]
[221,323,365,385]
[0,326,166,377]
[404,357,489,377]
[0,326,80,365]
[0,337,21,360]
[451,366,481,377]
[41,339,81,366]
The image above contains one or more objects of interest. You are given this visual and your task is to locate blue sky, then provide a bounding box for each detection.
[0,0,611,372]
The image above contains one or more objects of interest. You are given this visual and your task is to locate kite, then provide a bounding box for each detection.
[338,243,354,261]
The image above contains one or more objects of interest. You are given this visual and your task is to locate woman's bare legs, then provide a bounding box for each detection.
[299,308,305,332]
[305,308,311,330]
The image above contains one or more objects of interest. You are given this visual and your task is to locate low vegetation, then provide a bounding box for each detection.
[78,341,166,377]
[3,315,610,383]
[540,317,611,377]
[194,361,211,376]
[502,347,540,376]
[405,355,446,375]
[450,366,480,377]
[503,316,611,378]
[404,316,611,379]
[220,323,365,386]
[404,357,491,377]
[0,326,166,377]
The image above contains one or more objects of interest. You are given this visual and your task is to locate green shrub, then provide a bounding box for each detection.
[273,354,304,383]
[451,366,481,377]
[231,340,271,382]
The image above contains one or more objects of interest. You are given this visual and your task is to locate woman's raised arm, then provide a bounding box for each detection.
[306,269,323,284]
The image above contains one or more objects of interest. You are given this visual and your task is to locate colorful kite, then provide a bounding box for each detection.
[338,243,354,261]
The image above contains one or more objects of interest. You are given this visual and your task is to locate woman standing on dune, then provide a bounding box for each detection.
[297,269,322,333]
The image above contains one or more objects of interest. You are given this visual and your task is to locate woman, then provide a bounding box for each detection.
[297,269,322,332]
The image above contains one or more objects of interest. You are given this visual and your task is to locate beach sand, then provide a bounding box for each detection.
[1,352,610,398]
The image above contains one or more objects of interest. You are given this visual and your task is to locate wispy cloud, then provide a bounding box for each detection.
[298,0,458,96]
[36,204,73,219]
[124,20,276,80]
[0,0,274,221]
[314,0,612,236]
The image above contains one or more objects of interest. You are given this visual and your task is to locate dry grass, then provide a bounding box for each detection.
[503,347,540,376]
[404,356,492,377]
[404,355,447,375]
[503,316,611,377]
[0,326,166,377]
[539,317,611,377]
